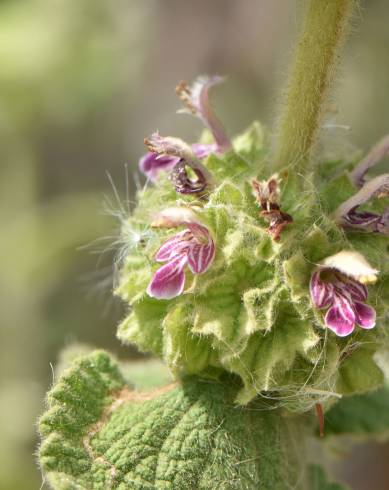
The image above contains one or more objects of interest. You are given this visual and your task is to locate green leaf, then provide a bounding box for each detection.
[336,343,384,395]
[326,384,389,438]
[39,351,307,490]
[308,465,349,490]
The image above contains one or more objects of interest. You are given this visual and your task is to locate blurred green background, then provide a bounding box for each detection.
[0,0,388,488]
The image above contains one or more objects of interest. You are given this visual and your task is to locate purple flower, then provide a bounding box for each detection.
[334,174,389,235]
[310,252,377,337]
[143,133,214,194]
[176,76,232,153]
[139,152,180,182]
[147,222,215,300]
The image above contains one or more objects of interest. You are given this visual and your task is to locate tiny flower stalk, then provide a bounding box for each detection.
[310,251,377,337]
[147,222,215,299]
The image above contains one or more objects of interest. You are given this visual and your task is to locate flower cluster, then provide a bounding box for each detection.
[116,75,387,408]
[137,77,387,334]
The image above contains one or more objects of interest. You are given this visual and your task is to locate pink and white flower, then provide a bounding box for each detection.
[147,222,215,300]
[310,251,377,337]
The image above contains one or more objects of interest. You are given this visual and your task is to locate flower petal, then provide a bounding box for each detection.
[186,222,211,241]
[353,301,376,329]
[139,152,180,181]
[310,271,334,309]
[144,132,195,159]
[154,230,191,262]
[151,207,200,229]
[147,256,187,299]
[320,251,378,284]
[324,294,355,337]
[187,240,215,274]
[341,277,368,302]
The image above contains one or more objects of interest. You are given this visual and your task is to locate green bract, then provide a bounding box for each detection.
[115,123,389,410]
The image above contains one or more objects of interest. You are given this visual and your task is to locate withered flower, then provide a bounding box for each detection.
[252,175,293,241]
[144,132,213,195]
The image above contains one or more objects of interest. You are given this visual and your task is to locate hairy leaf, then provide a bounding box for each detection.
[39,351,308,489]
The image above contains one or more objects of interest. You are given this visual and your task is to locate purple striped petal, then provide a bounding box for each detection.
[310,271,334,309]
[154,230,191,262]
[139,152,180,182]
[343,277,368,302]
[185,223,215,273]
[147,256,188,299]
[324,294,355,337]
[354,301,376,329]
[186,222,211,241]
[187,240,215,274]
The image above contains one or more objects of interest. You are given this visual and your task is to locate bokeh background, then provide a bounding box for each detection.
[1,0,388,488]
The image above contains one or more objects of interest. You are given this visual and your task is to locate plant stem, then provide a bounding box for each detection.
[274,0,357,170]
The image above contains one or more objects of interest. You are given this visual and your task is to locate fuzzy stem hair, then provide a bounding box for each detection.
[274,0,357,170]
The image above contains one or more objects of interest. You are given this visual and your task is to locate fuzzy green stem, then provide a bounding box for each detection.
[274,0,357,170]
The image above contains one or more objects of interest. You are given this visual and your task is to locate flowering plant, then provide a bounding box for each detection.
[38,1,389,489]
